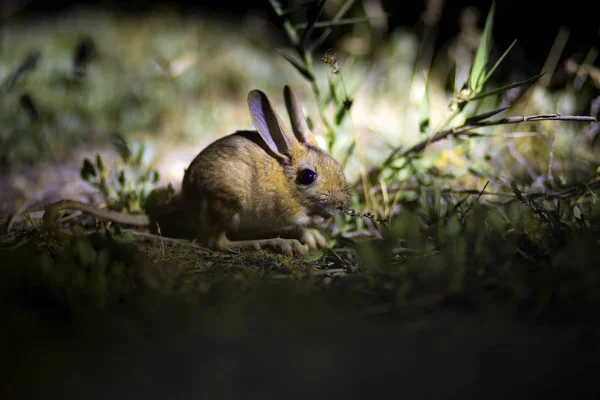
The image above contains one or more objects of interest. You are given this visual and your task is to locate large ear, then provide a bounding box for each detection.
[248,89,296,162]
[283,85,318,147]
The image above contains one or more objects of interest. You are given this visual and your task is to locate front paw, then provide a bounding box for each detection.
[298,228,327,250]
[261,238,309,258]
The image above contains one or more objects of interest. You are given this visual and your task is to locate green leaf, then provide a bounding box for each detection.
[295,15,388,29]
[279,1,314,16]
[310,0,358,52]
[469,73,544,101]
[277,50,314,81]
[118,169,126,186]
[113,132,131,162]
[464,107,509,124]
[328,76,340,105]
[4,51,41,91]
[134,142,145,167]
[148,169,160,183]
[510,181,523,200]
[335,0,358,20]
[300,0,327,45]
[334,99,353,126]
[418,77,431,135]
[481,39,517,86]
[81,158,96,181]
[468,2,495,91]
[304,249,326,262]
[268,0,284,16]
[95,153,105,173]
[341,141,356,170]
[306,115,314,131]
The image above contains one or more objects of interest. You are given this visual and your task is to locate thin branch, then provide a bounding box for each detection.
[369,178,600,201]
[378,113,597,175]
[464,180,490,215]
[372,185,514,197]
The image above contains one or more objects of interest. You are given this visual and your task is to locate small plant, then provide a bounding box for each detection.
[272,1,596,235]
[269,0,375,156]
[366,2,595,226]
[269,0,390,232]
[80,132,160,214]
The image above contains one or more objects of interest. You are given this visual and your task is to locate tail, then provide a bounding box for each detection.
[43,199,150,228]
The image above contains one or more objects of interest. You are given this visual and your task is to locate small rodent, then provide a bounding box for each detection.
[43,86,349,257]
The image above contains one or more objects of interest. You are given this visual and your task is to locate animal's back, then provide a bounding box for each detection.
[181,131,287,231]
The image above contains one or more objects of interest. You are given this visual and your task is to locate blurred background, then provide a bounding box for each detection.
[1,0,598,215]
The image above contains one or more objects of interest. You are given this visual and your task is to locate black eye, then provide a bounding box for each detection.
[299,169,317,185]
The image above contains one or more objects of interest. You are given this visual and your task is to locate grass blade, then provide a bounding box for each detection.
[418,76,431,135]
[280,1,316,16]
[464,106,510,124]
[295,16,385,29]
[269,0,301,47]
[335,101,350,125]
[268,0,284,16]
[310,0,357,52]
[341,141,357,170]
[328,75,340,106]
[277,50,314,80]
[482,39,517,85]
[469,73,544,101]
[4,51,42,91]
[301,0,327,46]
[468,2,495,91]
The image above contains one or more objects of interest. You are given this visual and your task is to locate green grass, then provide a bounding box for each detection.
[1,2,600,396]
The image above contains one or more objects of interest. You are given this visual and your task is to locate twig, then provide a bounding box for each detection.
[371,185,511,197]
[464,180,490,215]
[375,113,596,178]
[413,114,593,158]
[367,178,600,202]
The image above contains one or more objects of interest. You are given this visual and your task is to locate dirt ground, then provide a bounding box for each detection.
[2,148,600,400]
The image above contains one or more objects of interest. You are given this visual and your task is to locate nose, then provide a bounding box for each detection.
[334,190,349,209]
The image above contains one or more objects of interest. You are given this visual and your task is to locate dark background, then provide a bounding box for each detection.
[4,0,599,71]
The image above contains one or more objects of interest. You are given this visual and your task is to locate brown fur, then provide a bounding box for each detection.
[43,86,348,257]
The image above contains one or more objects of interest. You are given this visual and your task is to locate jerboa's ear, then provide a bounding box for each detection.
[283,85,318,147]
[248,89,297,162]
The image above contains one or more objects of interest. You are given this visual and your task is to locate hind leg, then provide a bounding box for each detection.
[212,231,309,258]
